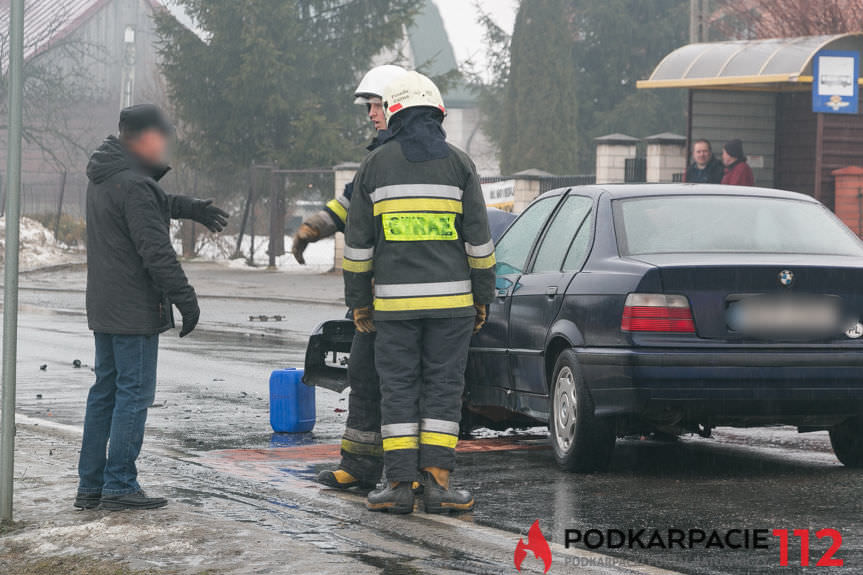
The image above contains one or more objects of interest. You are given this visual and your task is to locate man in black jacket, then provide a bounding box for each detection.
[75,104,228,511]
[684,139,724,184]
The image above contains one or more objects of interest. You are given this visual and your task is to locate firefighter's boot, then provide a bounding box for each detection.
[366,482,414,514]
[422,467,474,514]
[317,469,364,490]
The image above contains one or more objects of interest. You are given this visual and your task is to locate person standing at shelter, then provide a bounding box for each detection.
[720,139,755,186]
[292,65,409,491]
[76,104,229,511]
[344,72,495,514]
[684,139,724,183]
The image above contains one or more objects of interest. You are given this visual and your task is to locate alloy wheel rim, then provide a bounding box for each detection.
[554,366,578,452]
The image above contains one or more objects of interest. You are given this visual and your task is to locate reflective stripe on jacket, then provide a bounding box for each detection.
[343,141,495,320]
[324,182,352,231]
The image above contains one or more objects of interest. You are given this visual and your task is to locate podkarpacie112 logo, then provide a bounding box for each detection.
[514,520,552,573]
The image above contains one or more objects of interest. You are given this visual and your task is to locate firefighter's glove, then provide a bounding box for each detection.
[291,223,321,265]
[353,307,375,333]
[189,199,230,233]
[473,304,487,334]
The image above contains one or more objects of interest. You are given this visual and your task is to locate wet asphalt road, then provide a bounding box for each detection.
[8,271,863,575]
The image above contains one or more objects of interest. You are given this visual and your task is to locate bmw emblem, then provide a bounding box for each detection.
[778,270,794,286]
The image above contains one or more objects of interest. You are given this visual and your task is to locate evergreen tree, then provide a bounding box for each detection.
[499,0,578,175]
[485,0,688,174]
[571,0,688,169]
[154,0,421,174]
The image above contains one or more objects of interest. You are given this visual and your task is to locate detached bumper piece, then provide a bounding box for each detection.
[304,320,355,393]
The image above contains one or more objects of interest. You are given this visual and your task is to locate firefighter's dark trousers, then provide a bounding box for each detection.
[339,331,384,484]
[375,316,474,483]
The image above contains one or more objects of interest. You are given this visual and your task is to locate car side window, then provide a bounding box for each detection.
[563,203,595,272]
[532,196,593,273]
[494,197,558,275]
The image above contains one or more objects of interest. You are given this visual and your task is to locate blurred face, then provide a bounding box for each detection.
[693,142,711,168]
[722,149,734,166]
[368,99,387,130]
[126,129,168,166]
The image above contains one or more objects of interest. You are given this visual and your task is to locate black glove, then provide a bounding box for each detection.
[175,292,200,338]
[187,199,229,233]
[179,305,200,338]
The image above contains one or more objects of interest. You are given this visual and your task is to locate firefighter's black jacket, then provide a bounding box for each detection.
[344,114,495,321]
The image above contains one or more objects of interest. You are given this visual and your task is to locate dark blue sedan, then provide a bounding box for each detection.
[307,185,863,472]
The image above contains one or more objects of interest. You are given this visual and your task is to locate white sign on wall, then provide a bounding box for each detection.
[481,179,515,209]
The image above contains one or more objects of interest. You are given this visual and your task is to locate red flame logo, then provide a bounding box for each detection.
[514,519,552,573]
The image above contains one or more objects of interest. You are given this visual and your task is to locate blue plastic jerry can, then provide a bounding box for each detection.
[269,368,315,433]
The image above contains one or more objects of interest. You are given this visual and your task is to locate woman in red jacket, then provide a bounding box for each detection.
[720,139,754,186]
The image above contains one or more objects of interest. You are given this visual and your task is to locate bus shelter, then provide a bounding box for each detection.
[638,33,863,210]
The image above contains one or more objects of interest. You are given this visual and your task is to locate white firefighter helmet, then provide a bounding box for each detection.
[382,71,446,125]
[354,65,409,104]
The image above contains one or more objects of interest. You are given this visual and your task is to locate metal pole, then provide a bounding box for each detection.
[249,165,257,266]
[53,171,67,243]
[181,173,198,258]
[268,168,278,270]
[234,163,254,259]
[1,0,26,524]
[857,187,862,239]
[689,0,708,43]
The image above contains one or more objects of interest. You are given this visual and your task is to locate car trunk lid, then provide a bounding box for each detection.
[630,253,863,341]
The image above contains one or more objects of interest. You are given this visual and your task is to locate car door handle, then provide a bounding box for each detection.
[497,288,509,298]
[545,286,558,298]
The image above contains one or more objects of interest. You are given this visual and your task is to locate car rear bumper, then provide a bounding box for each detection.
[576,347,863,419]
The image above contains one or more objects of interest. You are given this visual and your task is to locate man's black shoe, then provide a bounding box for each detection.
[73,492,101,510]
[100,490,167,511]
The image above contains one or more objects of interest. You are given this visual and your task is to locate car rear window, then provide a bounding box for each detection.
[614,195,863,257]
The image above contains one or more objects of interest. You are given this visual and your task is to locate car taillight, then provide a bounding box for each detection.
[621,294,695,333]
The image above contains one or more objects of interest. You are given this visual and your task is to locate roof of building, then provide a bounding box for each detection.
[638,33,863,91]
[0,0,160,69]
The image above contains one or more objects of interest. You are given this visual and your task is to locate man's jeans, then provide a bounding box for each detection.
[77,333,159,496]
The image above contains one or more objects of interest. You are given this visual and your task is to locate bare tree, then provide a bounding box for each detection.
[713,0,863,39]
[0,9,106,171]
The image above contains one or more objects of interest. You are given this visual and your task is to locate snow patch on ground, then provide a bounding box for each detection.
[0,216,83,270]
[174,231,335,274]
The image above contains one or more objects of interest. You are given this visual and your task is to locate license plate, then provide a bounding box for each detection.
[726,295,842,337]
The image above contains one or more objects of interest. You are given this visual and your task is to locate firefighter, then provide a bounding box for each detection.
[344,72,495,514]
[291,64,408,264]
[297,65,409,491]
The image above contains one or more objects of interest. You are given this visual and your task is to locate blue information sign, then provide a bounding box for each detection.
[812,50,859,114]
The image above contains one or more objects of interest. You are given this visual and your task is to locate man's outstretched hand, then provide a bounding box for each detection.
[190,199,229,233]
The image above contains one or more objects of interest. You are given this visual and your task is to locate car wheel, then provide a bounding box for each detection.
[830,417,863,467]
[548,349,615,473]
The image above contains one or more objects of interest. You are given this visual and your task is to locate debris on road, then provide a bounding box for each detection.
[248,315,285,322]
